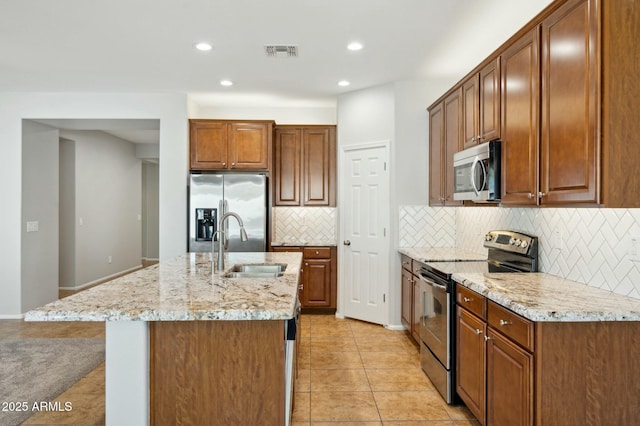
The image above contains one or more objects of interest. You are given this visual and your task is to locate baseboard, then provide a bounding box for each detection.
[0,313,25,319]
[142,257,159,262]
[59,265,142,291]
[384,324,407,331]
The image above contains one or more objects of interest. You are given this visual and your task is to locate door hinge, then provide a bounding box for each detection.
[383,228,386,237]
[383,294,386,303]
[384,162,387,171]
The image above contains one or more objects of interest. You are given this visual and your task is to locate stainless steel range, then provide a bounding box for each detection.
[416,230,538,404]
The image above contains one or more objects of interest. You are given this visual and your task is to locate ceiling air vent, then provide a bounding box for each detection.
[264,45,298,58]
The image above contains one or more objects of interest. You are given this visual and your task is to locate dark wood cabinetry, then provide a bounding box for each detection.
[190,120,273,171]
[400,255,420,342]
[462,58,501,150]
[272,246,336,310]
[456,305,486,423]
[429,0,640,207]
[429,89,463,206]
[274,125,336,207]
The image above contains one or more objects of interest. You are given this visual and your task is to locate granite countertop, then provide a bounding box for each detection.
[271,241,337,247]
[398,247,487,263]
[454,272,640,322]
[25,252,303,322]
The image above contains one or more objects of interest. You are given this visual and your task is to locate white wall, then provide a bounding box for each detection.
[142,162,160,260]
[60,130,142,287]
[59,137,76,287]
[192,105,337,125]
[21,121,60,312]
[0,92,188,317]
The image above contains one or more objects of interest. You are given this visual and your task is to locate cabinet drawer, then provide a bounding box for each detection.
[303,247,331,259]
[456,284,486,319]
[487,301,534,351]
[401,255,413,271]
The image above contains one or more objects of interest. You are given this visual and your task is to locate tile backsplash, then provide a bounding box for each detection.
[272,207,337,245]
[400,205,640,299]
[399,206,456,247]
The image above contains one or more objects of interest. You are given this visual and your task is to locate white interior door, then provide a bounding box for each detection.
[340,142,389,325]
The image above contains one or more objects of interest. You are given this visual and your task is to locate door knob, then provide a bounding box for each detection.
[344,240,351,246]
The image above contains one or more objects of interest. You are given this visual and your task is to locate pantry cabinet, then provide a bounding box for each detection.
[429,89,463,206]
[190,120,273,171]
[462,58,501,149]
[273,125,336,207]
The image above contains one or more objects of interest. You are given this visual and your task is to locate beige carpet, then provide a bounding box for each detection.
[0,338,104,426]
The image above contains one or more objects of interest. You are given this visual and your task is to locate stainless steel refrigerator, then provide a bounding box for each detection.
[188,173,267,252]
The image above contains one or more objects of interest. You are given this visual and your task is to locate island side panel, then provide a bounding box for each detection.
[105,321,149,426]
[535,321,640,425]
[150,320,286,426]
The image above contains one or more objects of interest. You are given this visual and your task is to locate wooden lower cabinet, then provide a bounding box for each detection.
[150,320,285,426]
[272,246,337,310]
[457,283,640,425]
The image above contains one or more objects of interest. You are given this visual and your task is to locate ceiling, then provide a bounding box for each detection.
[2,0,554,111]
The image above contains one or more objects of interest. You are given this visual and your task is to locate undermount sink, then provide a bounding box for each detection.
[223,263,288,279]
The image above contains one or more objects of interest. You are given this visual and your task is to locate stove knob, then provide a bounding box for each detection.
[484,234,493,242]
[514,239,522,247]
[520,240,529,249]
[509,238,516,245]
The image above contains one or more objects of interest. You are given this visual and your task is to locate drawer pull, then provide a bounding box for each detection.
[315,250,319,255]
[499,319,513,326]
[475,329,483,335]
[463,297,473,302]
[485,335,492,341]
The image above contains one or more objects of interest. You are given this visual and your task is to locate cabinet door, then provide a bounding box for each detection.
[457,306,486,424]
[500,28,540,205]
[462,76,479,149]
[401,268,413,332]
[429,102,445,206]
[480,58,501,143]
[190,121,228,170]
[540,0,598,204]
[486,329,533,426]
[302,258,332,307]
[444,89,463,206]
[274,127,301,206]
[229,122,270,170]
[302,127,336,206]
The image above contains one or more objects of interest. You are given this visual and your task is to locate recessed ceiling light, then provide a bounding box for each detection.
[338,80,351,87]
[194,42,212,51]
[220,80,234,87]
[347,42,363,51]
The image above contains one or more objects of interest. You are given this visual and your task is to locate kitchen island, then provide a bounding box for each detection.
[26,251,303,426]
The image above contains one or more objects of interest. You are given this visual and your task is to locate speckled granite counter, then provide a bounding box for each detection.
[25,252,303,322]
[399,247,486,263]
[271,241,337,247]
[454,272,640,322]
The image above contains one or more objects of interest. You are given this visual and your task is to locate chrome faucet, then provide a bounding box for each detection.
[212,201,248,271]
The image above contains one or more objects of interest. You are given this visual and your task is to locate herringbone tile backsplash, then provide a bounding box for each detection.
[400,205,640,299]
[272,207,337,245]
[399,206,456,247]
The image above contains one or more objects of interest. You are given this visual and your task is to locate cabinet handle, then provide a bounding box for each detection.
[298,284,303,290]
[499,319,513,326]
[315,250,319,255]
[231,162,236,167]
[485,335,492,341]
[463,297,473,303]
[527,193,535,199]
[475,329,483,335]
[305,263,309,266]
[222,162,226,167]
[538,191,546,198]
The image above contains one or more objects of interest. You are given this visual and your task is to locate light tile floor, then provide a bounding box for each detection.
[293,314,479,425]
[0,313,479,425]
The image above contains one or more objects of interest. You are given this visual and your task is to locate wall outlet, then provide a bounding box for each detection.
[108,255,112,264]
[26,221,39,232]
[553,230,563,251]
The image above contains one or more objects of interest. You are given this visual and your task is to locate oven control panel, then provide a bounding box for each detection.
[483,230,537,255]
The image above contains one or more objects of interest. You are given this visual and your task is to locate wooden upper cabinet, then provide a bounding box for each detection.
[500,28,540,206]
[273,125,336,207]
[189,120,272,171]
[462,58,501,150]
[274,127,301,206]
[428,102,444,206]
[540,0,598,204]
[429,89,463,206]
[303,127,335,206]
[462,76,479,149]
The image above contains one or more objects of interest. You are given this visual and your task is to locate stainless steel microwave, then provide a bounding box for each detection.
[453,140,501,202]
